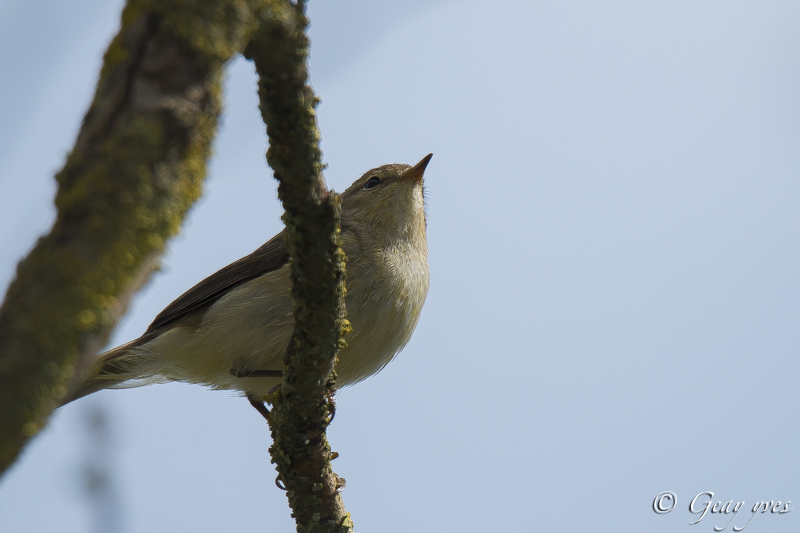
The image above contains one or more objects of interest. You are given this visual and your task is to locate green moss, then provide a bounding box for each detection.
[246,3,353,531]
[0,0,268,473]
[139,0,272,64]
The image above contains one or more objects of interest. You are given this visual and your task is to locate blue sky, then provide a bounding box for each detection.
[1,1,799,531]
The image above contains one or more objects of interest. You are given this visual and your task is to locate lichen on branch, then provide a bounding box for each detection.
[0,0,269,474]
[245,1,353,531]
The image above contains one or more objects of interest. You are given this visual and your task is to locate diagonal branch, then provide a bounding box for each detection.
[245,1,353,531]
[0,0,268,475]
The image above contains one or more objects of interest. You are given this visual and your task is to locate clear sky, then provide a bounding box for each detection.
[1,1,799,532]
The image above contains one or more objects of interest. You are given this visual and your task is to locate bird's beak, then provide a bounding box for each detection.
[400,153,433,185]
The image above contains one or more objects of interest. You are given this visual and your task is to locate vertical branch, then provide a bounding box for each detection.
[245,1,353,531]
[0,0,267,474]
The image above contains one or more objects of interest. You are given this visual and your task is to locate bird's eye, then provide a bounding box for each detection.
[364,176,381,190]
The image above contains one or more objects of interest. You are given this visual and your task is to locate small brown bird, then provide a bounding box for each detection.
[63,155,432,404]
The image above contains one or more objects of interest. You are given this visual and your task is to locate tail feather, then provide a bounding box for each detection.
[60,337,156,406]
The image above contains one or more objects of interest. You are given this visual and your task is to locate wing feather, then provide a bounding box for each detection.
[145,231,290,333]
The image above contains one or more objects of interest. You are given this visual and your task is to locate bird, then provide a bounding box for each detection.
[61,154,432,406]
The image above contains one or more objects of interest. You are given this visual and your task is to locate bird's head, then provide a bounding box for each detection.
[340,154,432,246]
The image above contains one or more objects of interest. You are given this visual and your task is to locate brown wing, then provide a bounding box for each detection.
[145,231,290,333]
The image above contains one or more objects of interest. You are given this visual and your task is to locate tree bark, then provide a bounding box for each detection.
[0,0,267,474]
[245,1,353,531]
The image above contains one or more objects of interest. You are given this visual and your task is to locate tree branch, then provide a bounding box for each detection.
[0,0,267,474]
[245,1,353,531]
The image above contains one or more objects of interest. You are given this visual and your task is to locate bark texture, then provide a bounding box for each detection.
[0,0,267,474]
[245,2,353,531]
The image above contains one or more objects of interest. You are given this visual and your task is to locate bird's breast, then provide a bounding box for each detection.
[336,239,429,385]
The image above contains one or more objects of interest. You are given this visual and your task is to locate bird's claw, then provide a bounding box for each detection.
[263,384,282,406]
[323,389,336,425]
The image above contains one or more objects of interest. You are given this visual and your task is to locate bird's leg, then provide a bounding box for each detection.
[231,368,283,378]
[247,394,271,422]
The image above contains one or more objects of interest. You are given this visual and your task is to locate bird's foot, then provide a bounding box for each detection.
[263,384,282,406]
[323,388,337,425]
[335,474,347,493]
[247,394,271,422]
